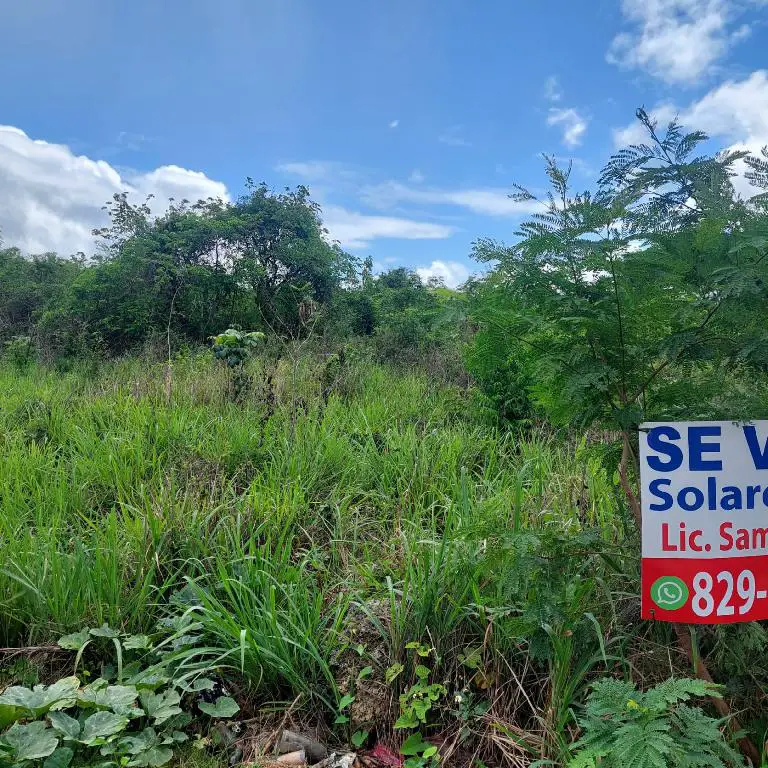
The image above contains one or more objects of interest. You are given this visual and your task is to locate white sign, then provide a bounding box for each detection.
[640,421,768,623]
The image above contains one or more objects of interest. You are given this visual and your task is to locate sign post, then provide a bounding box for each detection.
[641,421,768,623]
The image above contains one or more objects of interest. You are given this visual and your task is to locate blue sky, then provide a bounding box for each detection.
[1,0,767,285]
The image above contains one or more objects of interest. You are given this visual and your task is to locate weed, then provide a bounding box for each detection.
[0,354,758,763]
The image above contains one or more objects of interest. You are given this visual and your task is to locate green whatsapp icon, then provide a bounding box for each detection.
[650,576,689,610]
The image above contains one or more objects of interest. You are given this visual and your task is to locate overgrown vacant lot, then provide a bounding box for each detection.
[0,355,614,640]
[5,114,768,766]
[0,357,614,755]
[2,354,764,766]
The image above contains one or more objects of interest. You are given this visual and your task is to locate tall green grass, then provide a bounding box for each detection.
[0,353,631,757]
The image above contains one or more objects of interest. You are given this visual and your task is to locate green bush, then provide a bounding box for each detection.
[210,329,264,369]
[570,678,742,768]
[3,336,35,372]
[210,328,265,400]
[0,621,238,768]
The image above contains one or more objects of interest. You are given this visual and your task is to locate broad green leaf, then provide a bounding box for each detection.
[127,672,170,691]
[197,696,239,718]
[385,663,404,684]
[139,690,182,725]
[351,730,368,748]
[130,746,173,767]
[394,712,419,729]
[399,731,430,756]
[48,711,81,739]
[89,625,121,639]
[0,704,17,729]
[357,666,373,681]
[411,699,430,721]
[334,714,349,724]
[44,746,74,768]
[457,648,482,670]
[166,712,192,730]
[170,634,201,650]
[123,635,152,651]
[58,630,90,651]
[4,721,59,760]
[81,712,129,745]
[79,681,139,715]
[426,684,445,701]
[337,694,355,710]
[118,727,156,755]
[46,677,82,710]
[188,678,215,692]
[405,642,431,657]
[0,677,79,715]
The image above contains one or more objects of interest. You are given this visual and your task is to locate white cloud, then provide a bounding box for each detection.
[546,108,589,147]
[544,75,562,102]
[440,189,542,216]
[389,119,400,129]
[613,70,768,197]
[415,260,470,289]
[0,125,229,255]
[682,70,768,141]
[362,180,543,217]
[607,0,753,85]
[105,131,155,155]
[135,166,228,208]
[541,77,588,148]
[438,126,472,147]
[321,205,454,250]
[275,160,331,179]
[615,70,768,146]
[280,159,542,219]
[732,22,752,42]
[274,160,361,183]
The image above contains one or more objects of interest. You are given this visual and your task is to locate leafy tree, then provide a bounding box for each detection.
[467,108,768,762]
[57,183,353,354]
[344,267,467,366]
[470,109,768,452]
[0,248,83,344]
[228,181,355,333]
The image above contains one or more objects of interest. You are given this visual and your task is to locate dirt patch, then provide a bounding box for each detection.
[333,600,394,732]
